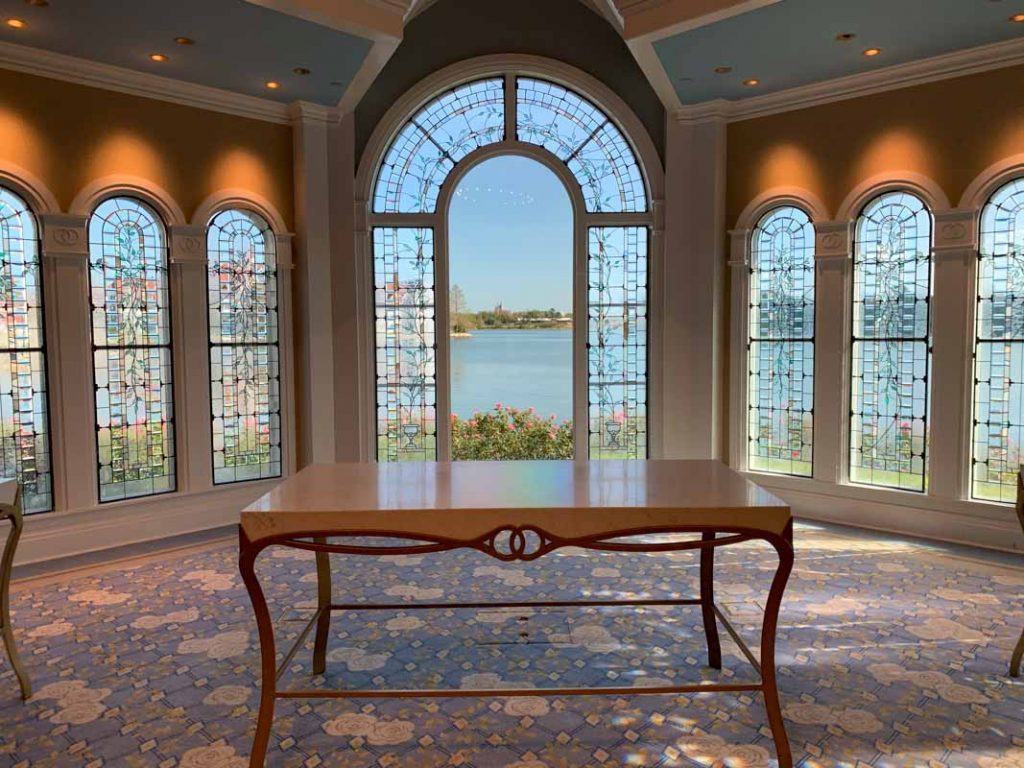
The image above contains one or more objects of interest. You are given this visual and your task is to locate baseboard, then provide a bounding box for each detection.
[11,481,278,566]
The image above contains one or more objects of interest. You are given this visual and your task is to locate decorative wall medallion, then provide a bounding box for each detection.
[53,227,79,246]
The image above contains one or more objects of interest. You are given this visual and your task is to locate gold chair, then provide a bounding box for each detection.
[0,479,30,698]
[1012,471,1024,678]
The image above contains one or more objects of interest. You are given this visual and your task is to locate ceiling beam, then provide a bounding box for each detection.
[616,0,779,41]
[243,0,410,41]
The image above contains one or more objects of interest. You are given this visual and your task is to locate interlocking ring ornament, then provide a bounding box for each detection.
[480,525,556,561]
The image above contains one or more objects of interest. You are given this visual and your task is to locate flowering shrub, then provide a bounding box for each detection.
[451,404,573,460]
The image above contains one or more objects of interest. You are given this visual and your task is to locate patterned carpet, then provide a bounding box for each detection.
[1,522,1022,767]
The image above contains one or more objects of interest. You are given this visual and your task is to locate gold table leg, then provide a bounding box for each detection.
[239,529,276,768]
[1,501,31,699]
[1011,626,1024,678]
[700,531,722,669]
[312,538,331,675]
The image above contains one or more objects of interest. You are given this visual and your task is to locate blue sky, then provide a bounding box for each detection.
[449,155,572,313]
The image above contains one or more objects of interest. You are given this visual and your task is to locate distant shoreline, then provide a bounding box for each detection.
[452,325,572,335]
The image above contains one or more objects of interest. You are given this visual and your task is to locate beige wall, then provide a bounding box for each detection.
[0,68,294,224]
[727,64,1024,223]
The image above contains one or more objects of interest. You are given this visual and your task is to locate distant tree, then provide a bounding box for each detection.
[451,284,468,333]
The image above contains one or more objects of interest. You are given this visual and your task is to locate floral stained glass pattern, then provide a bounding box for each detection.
[588,227,647,459]
[748,207,815,477]
[0,187,50,512]
[208,210,280,484]
[517,78,646,213]
[89,197,175,502]
[374,228,437,461]
[850,192,932,491]
[374,79,505,214]
[972,179,1024,502]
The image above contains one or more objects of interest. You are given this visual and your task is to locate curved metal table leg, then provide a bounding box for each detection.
[1,501,30,700]
[1011,626,1024,678]
[239,528,276,768]
[312,538,332,675]
[700,532,722,669]
[761,522,795,768]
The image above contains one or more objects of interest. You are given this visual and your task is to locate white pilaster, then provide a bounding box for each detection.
[290,102,339,466]
[39,214,95,510]
[727,228,749,470]
[168,225,211,493]
[661,116,726,459]
[276,233,299,475]
[930,209,979,501]
[813,221,853,485]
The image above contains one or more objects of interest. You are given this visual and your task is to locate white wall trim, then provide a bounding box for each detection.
[192,188,290,233]
[959,152,1024,210]
[0,41,292,125]
[69,174,187,225]
[733,185,831,229]
[834,170,951,221]
[0,160,60,215]
[10,481,277,566]
[674,37,1024,124]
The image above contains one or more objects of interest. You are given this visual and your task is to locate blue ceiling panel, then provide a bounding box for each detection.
[0,0,373,105]
[654,0,1024,104]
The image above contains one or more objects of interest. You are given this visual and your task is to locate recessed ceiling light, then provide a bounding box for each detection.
[835,32,856,41]
[713,66,733,74]
[174,36,195,45]
[5,18,26,29]
[149,53,168,63]
[265,81,281,90]
[862,47,882,56]
[1011,12,1024,21]
[292,67,311,75]
[743,78,760,86]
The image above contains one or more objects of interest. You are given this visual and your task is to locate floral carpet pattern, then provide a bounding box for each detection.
[0,522,1022,767]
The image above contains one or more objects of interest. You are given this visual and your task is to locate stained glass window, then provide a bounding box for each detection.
[517,78,647,213]
[89,197,174,502]
[588,227,647,459]
[972,179,1024,502]
[208,209,280,484]
[374,228,437,461]
[748,207,815,477]
[850,192,932,491]
[0,187,50,513]
[374,79,505,214]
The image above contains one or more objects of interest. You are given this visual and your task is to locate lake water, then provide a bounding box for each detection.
[450,329,572,421]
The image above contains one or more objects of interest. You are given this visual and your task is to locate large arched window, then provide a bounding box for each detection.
[369,72,652,462]
[208,209,281,484]
[849,192,933,491]
[747,206,815,477]
[0,186,51,512]
[972,178,1024,502]
[88,197,174,502]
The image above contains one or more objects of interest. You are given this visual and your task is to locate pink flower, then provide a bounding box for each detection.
[527,407,535,414]
[495,402,503,410]
[549,429,558,439]
[450,413,458,422]
[548,414,556,421]
[507,422,516,431]
[468,420,477,428]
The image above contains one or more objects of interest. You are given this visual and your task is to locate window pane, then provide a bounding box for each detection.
[972,178,1024,502]
[375,228,437,461]
[374,79,505,214]
[850,192,932,491]
[747,206,815,477]
[208,209,281,484]
[517,78,646,213]
[0,187,51,512]
[588,226,647,459]
[89,197,175,502]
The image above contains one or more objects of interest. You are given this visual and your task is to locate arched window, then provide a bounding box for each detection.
[850,192,932,491]
[972,178,1024,502]
[747,206,815,477]
[0,186,51,512]
[208,209,281,484]
[370,73,652,462]
[88,197,174,501]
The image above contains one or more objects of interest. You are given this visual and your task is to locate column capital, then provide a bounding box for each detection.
[728,228,749,268]
[168,225,207,266]
[934,208,979,259]
[814,220,852,261]
[39,214,88,260]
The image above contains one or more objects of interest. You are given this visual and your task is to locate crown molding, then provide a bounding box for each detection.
[674,36,1024,124]
[288,100,341,125]
[0,40,292,125]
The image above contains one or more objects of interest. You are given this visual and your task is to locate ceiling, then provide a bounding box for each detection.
[0,0,374,105]
[653,0,1024,104]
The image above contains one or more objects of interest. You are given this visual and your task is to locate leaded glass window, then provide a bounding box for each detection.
[972,179,1024,502]
[374,228,437,461]
[208,209,280,484]
[517,78,647,213]
[374,79,505,214]
[89,197,174,502]
[748,206,815,477]
[0,187,51,512]
[850,192,932,491]
[588,227,647,459]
